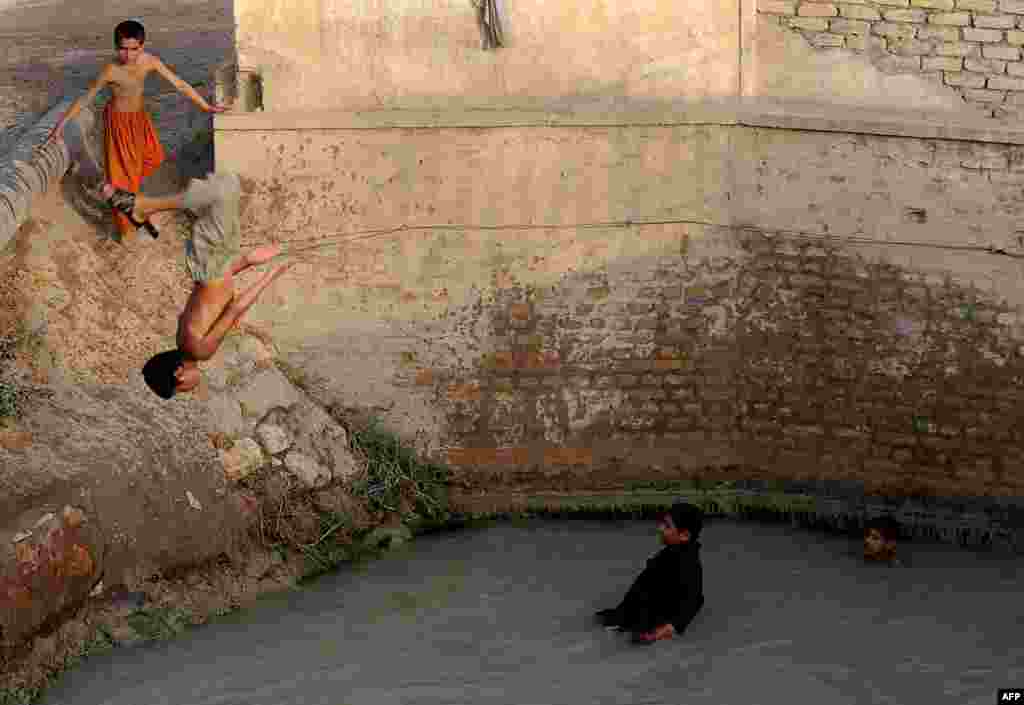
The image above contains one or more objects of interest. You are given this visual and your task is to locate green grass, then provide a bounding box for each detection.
[348,419,450,523]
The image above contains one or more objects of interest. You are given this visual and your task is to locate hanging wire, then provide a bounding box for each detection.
[241,215,1024,262]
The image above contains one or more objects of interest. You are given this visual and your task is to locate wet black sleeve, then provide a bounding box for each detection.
[648,551,704,634]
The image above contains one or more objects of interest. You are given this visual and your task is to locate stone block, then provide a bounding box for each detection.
[232,368,303,426]
[1008,29,1024,42]
[965,56,1008,70]
[943,69,988,84]
[964,27,1005,41]
[220,438,264,482]
[1005,0,1024,12]
[957,0,997,9]
[911,0,954,7]
[928,11,972,23]
[964,87,1009,100]
[988,74,1024,87]
[983,44,1023,59]
[798,2,839,15]
[934,40,980,54]
[839,3,882,17]
[973,13,1018,27]
[789,16,831,29]
[874,21,919,37]
[285,452,331,489]
[925,56,967,70]
[888,38,937,54]
[255,423,291,454]
[831,18,872,32]
[808,31,846,45]
[1008,59,1024,72]
[918,25,962,40]
[883,7,928,19]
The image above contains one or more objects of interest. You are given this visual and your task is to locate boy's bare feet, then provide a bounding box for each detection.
[246,244,283,267]
[101,182,144,224]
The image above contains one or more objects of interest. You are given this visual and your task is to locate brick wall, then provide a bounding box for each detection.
[759,0,1024,115]
[428,227,1024,500]
[217,107,1024,512]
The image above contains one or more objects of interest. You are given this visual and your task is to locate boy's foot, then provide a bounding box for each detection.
[101,184,159,239]
[245,244,283,267]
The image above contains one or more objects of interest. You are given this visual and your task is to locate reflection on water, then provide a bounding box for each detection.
[40,519,1023,705]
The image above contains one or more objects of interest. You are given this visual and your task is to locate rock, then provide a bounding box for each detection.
[203,393,246,437]
[233,368,303,428]
[89,580,104,597]
[33,512,55,529]
[12,530,31,543]
[185,490,202,511]
[220,438,264,482]
[284,452,330,489]
[255,423,291,455]
[267,400,361,482]
[362,525,413,551]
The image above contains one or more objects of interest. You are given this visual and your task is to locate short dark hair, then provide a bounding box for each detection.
[664,502,703,540]
[142,349,184,400]
[864,516,900,542]
[114,20,146,46]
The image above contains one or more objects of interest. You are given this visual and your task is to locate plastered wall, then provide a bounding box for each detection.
[214,106,1024,499]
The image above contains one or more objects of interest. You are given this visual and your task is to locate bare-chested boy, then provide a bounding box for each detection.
[45,20,228,239]
[102,172,293,399]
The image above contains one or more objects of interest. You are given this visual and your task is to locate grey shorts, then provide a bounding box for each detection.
[183,172,241,283]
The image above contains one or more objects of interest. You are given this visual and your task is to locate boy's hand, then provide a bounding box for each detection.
[206,103,230,114]
[637,623,676,643]
[43,123,64,146]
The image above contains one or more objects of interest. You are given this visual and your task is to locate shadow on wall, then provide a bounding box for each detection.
[428,228,1023,502]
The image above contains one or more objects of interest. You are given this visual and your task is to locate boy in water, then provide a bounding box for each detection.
[98,172,292,399]
[45,20,228,239]
[595,502,705,645]
[863,516,903,566]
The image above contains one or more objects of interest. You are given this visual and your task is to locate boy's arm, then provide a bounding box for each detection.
[151,56,228,113]
[45,65,112,144]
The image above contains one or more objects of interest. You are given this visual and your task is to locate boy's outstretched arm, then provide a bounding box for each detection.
[44,65,113,145]
[151,56,228,113]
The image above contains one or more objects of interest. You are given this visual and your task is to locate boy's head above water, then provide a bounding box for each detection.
[114,20,146,64]
[656,502,703,546]
[863,516,900,562]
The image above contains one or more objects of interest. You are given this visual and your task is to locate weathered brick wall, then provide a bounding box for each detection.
[429,226,1024,500]
[759,0,1024,115]
[216,107,1024,512]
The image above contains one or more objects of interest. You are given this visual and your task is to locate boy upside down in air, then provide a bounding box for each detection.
[98,172,292,399]
[595,502,705,645]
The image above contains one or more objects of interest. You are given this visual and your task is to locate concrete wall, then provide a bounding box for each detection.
[231,0,1008,115]
[233,0,744,110]
[215,103,1024,501]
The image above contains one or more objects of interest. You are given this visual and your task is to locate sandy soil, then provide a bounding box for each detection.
[0,0,234,155]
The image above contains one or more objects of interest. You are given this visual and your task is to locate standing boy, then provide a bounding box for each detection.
[45,20,228,239]
[595,502,705,645]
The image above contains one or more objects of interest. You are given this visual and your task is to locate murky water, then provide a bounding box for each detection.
[39,519,1024,705]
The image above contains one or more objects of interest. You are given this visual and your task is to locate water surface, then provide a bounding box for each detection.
[40,519,1024,705]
